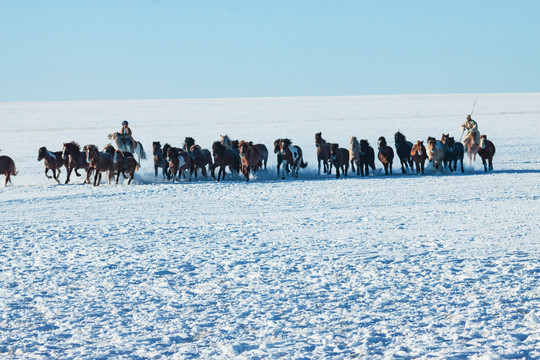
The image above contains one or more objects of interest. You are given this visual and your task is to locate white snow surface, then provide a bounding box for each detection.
[0,93,539,359]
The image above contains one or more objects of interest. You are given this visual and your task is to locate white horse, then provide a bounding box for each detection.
[108,133,147,166]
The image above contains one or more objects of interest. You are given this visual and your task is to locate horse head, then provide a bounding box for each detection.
[37,147,47,161]
[394,131,405,143]
[378,137,387,148]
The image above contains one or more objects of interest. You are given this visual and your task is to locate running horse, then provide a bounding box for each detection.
[152,141,169,179]
[38,147,66,183]
[273,139,289,178]
[359,140,376,177]
[212,141,240,181]
[85,144,115,186]
[462,129,481,165]
[0,153,17,186]
[108,132,147,166]
[315,132,331,175]
[377,137,394,175]
[394,131,413,174]
[167,147,191,182]
[114,150,138,185]
[62,141,90,184]
[410,141,428,174]
[349,137,361,175]
[478,135,496,172]
[238,140,261,181]
[279,139,308,179]
[330,143,349,179]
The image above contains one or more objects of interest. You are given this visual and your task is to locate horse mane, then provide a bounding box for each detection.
[190,145,201,152]
[103,144,116,154]
[153,141,161,147]
[360,139,370,146]
[86,144,98,152]
[350,136,358,144]
[65,141,81,151]
[282,138,291,146]
[395,131,406,141]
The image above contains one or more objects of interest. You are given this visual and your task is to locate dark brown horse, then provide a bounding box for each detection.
[394,131,413,174]
[38,147,65,183]
[152,141,169,178]
[212,141,240,181]
[441,134,464,173]
[85,144,115,186]
[254,144,268,170]
[0,155,17,186]
[189,145,212,179]
[377,137,394,175]
[167,147,191,182]
[359,140,376,177]
[315,132,331,175]
[329,143,349,179]
[114,150,138,185]
[279,139,308,179]
[410,141,428,174]
[239,140,261,181]
[62,141,90,184]
[478,135,496,172]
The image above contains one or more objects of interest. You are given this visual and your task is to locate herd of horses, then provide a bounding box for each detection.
[0,131,496,186]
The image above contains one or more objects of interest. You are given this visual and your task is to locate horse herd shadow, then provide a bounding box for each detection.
[131,167,540,186]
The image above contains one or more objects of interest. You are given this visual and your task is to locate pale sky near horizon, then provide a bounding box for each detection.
[1,0,539,102]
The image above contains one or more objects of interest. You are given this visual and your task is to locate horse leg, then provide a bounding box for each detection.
[44,168,52,179]
[154,165,158,177]
[281,162,286,180]
[318,159,321,175]
[116,171,120,184]
[350,160,355,174]
[65,167,72,184]
[482,157,488,172]
[489,157,493,171]
[128,171,134,185]
[401,159,406,174]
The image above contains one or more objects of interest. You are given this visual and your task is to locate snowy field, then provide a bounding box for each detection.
[0,93,539,358]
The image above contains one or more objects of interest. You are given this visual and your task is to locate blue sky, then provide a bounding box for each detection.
[1,0,538,101]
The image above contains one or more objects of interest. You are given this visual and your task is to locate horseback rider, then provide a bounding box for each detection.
[460,115,479,144]
[120,120,135,152]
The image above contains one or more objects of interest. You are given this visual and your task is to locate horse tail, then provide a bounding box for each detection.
[138,142,147,160]
[11,159,18,176]
[300,159,308,168]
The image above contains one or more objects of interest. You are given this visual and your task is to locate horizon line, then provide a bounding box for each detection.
[1,91,539,105]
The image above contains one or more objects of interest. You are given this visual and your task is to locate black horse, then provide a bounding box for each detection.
[394,131,413,174]
[442,134,464,173]
[359,140,376,177]
[153,142,170,179]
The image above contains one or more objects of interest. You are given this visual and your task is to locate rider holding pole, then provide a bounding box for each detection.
[460,114,479,145]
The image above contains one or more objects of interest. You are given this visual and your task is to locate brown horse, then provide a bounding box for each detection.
[0,155,17,186]
[377,137,394,175]
[254,144,268,170]
[62,141,90,184]
[38,147,65,183]
[212,141,240,181]
[315,132,331,175]
[85,144,115,186]
[410,141,428,174]
[167,147,191,182]
[189,145,212,179]
[279,139,308,179]
[239,140,261,181]
[330,143,349,179]
[478,135,496,172]
[464,130,480,164]
[114,150,138,185]
[153,141,169,179]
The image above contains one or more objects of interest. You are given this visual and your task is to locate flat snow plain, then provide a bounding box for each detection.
[0,93,539,359]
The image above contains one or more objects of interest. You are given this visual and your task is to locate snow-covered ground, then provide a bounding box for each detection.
[0,93,539,358]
